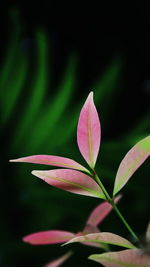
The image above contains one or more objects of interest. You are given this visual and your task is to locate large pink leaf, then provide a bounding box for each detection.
[77,92,101,168]
[23,230,75,245]
[113,136,150,196]
[64,232,135,249]
[32,169,105,199]
[89,249,150,267]
[10,155,89,173]
[44,251,73,267]
[85,195,121,228]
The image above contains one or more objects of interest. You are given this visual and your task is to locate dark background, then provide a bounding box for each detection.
[0,4,150,267]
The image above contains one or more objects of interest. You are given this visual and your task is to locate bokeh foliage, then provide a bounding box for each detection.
[0,9,150,267]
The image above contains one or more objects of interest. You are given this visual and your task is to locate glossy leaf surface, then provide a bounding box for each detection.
[32,169,105,199]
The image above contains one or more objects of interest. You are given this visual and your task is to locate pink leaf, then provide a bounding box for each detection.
[23,230,75,245]
[113,136,150,196]
[85,195,121,227]
[44,251,73,267]
[77,92,101,168]
[10,155,89,173]
[32,169,105,199]
[89,249,150,267]
[64,232,135,249]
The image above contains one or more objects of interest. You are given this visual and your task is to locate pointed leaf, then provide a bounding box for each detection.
[32,169,105,199]
[23,230,75,245]
[44,251,73,267]
[113,136,150,196]
[85,195,121,227]
[77,92,101,168]
[89,249,150,267]
[10,155,89,173]
[64,232,135,249]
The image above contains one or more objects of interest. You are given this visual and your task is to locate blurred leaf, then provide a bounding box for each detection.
[1,53,28,125]
[23,55,77,153]
[44,251,73,267]
[0,9,21,91]
[13,29,48,149]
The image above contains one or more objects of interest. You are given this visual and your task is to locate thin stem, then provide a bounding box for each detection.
[95,174,111,202]
[93,171,140,244]
[112,202,139,243]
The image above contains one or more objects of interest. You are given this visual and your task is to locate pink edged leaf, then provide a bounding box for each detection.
[84,195,121,228]
[10,155,90,173]
[23,230,75,245]
[77,92,101,168]
[44,251,73,267]
[64,232,135,249]
[113,136,150,196]
[32,169,106,199]
[89,249,150,267]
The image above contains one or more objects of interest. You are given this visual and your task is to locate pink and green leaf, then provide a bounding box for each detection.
[77,92,101,168]
[113,136,150,196]
[89,249,150,267]
[10,155,90,173]
[23,230,75,245]
[32,169,106,199]
[44,251,73,267]
[64,232,135,249]
[85,195,121,228]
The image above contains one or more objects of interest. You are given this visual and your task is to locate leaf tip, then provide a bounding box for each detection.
[9,159,18,162]
[31,170,38,176]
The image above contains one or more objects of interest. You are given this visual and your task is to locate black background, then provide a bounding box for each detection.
[1,4,150,267]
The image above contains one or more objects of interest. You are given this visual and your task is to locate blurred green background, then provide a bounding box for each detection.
[0,6,150,267]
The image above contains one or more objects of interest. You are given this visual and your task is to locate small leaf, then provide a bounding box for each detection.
[64,232,135,249]
[113,136,150,196]
[32,169,105,199]
[85,195,121,227]
[10,155,89,173]
[77,92,101,168]
[89,249,150,267]
[44,251,73,267]
[23,230,75,245]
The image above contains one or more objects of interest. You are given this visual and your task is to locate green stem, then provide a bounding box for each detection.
[93,171,140,244]
[112,202,139,242]
[95,174,111,202]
